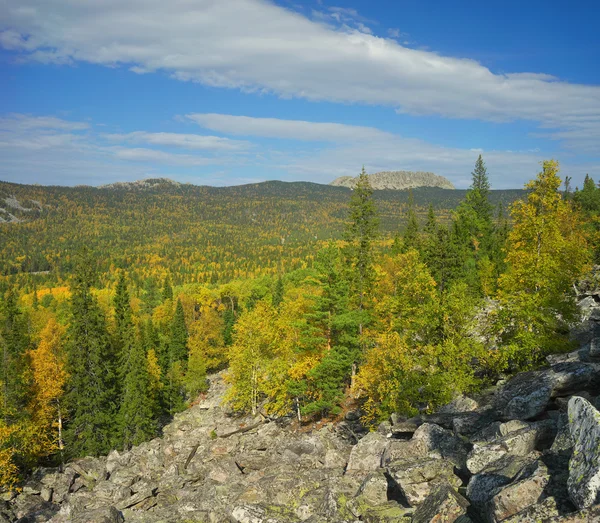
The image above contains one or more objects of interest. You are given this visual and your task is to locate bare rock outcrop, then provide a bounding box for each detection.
[330,170,455,190]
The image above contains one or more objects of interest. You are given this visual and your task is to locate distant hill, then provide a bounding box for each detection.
[330,170,455,190]
[0,178,525,284]
[99,178,183,191]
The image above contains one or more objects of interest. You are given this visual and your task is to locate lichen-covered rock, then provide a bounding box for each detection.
[500,496,560,522]
[411,482,469,523]
[567,396,600,509]
[438,395,479,414]
[466,453,541,507]
[493,370,555,420]
[550,362,600,396]
[411,423,471,470]
[346,432,389,473]
[466,421,553,474]
[545,504,600,521]
[70,506,125,523]
[354,472,390,507]
[482,460,549,523]
[387,458,461,507]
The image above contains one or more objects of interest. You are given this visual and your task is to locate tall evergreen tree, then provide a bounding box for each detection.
[222,308,235,347]
[272,276,285,308]
[118,329,156,449]
[162,275,174,302]
[452,155,495,293]
[343,167,379,317]
[470,154,492,224]
[0,288,30,421]
[113,273,135,384]
[299,247,360,417]
[161,299,188,416]
[64,254,119,458]
[169,299,188,365]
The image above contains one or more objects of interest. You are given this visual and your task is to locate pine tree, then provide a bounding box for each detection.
[118,330,156,449]
[63,254,119,458]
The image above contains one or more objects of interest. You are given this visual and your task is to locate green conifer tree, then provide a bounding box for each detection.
[118,330,156,449]
[64,254,119,457]
[169,299,188,365]
[299,247,360,417]
[272,276,285,308]
[0,288,30,420]
[162,275,174,302]
[113,273,135,384]
[343,167,379,318]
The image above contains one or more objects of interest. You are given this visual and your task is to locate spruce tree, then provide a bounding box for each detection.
[470,154,492,224]
[452,155,495,293]
[118,330,156,449]
[424,204,437,236]
[162,275,174,302]
[300,247,360,417]
[162,299,188,415]
[0,288,30,420]
[343,167,379,316]
[64,254,119,457]
[222,308,235,347]
[113,273,135,384]
[272,276,285,308]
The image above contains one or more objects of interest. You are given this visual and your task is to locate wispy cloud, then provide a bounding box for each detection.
[1,0,599,154]
[102,131,251,151]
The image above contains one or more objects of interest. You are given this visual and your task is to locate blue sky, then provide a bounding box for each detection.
[1,0,599,189]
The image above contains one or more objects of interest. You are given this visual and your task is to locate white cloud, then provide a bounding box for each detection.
[0,0,599,153]
[0,114,89,132]
[102,131,251,151]
[186,113,391,142]
[111,147,216,166]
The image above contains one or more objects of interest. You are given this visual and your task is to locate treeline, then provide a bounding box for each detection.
[0,158,593,490]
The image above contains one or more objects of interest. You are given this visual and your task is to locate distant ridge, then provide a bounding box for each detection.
[99,178,182,190]
[330,170,455,190]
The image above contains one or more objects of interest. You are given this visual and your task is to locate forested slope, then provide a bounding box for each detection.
[0,178,524,286]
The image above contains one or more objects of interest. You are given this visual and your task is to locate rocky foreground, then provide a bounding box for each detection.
[4,298,600,522]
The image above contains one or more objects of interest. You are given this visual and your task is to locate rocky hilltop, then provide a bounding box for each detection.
[5,284,600,522]
[330,171,455,191]
[98,178,183,191]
